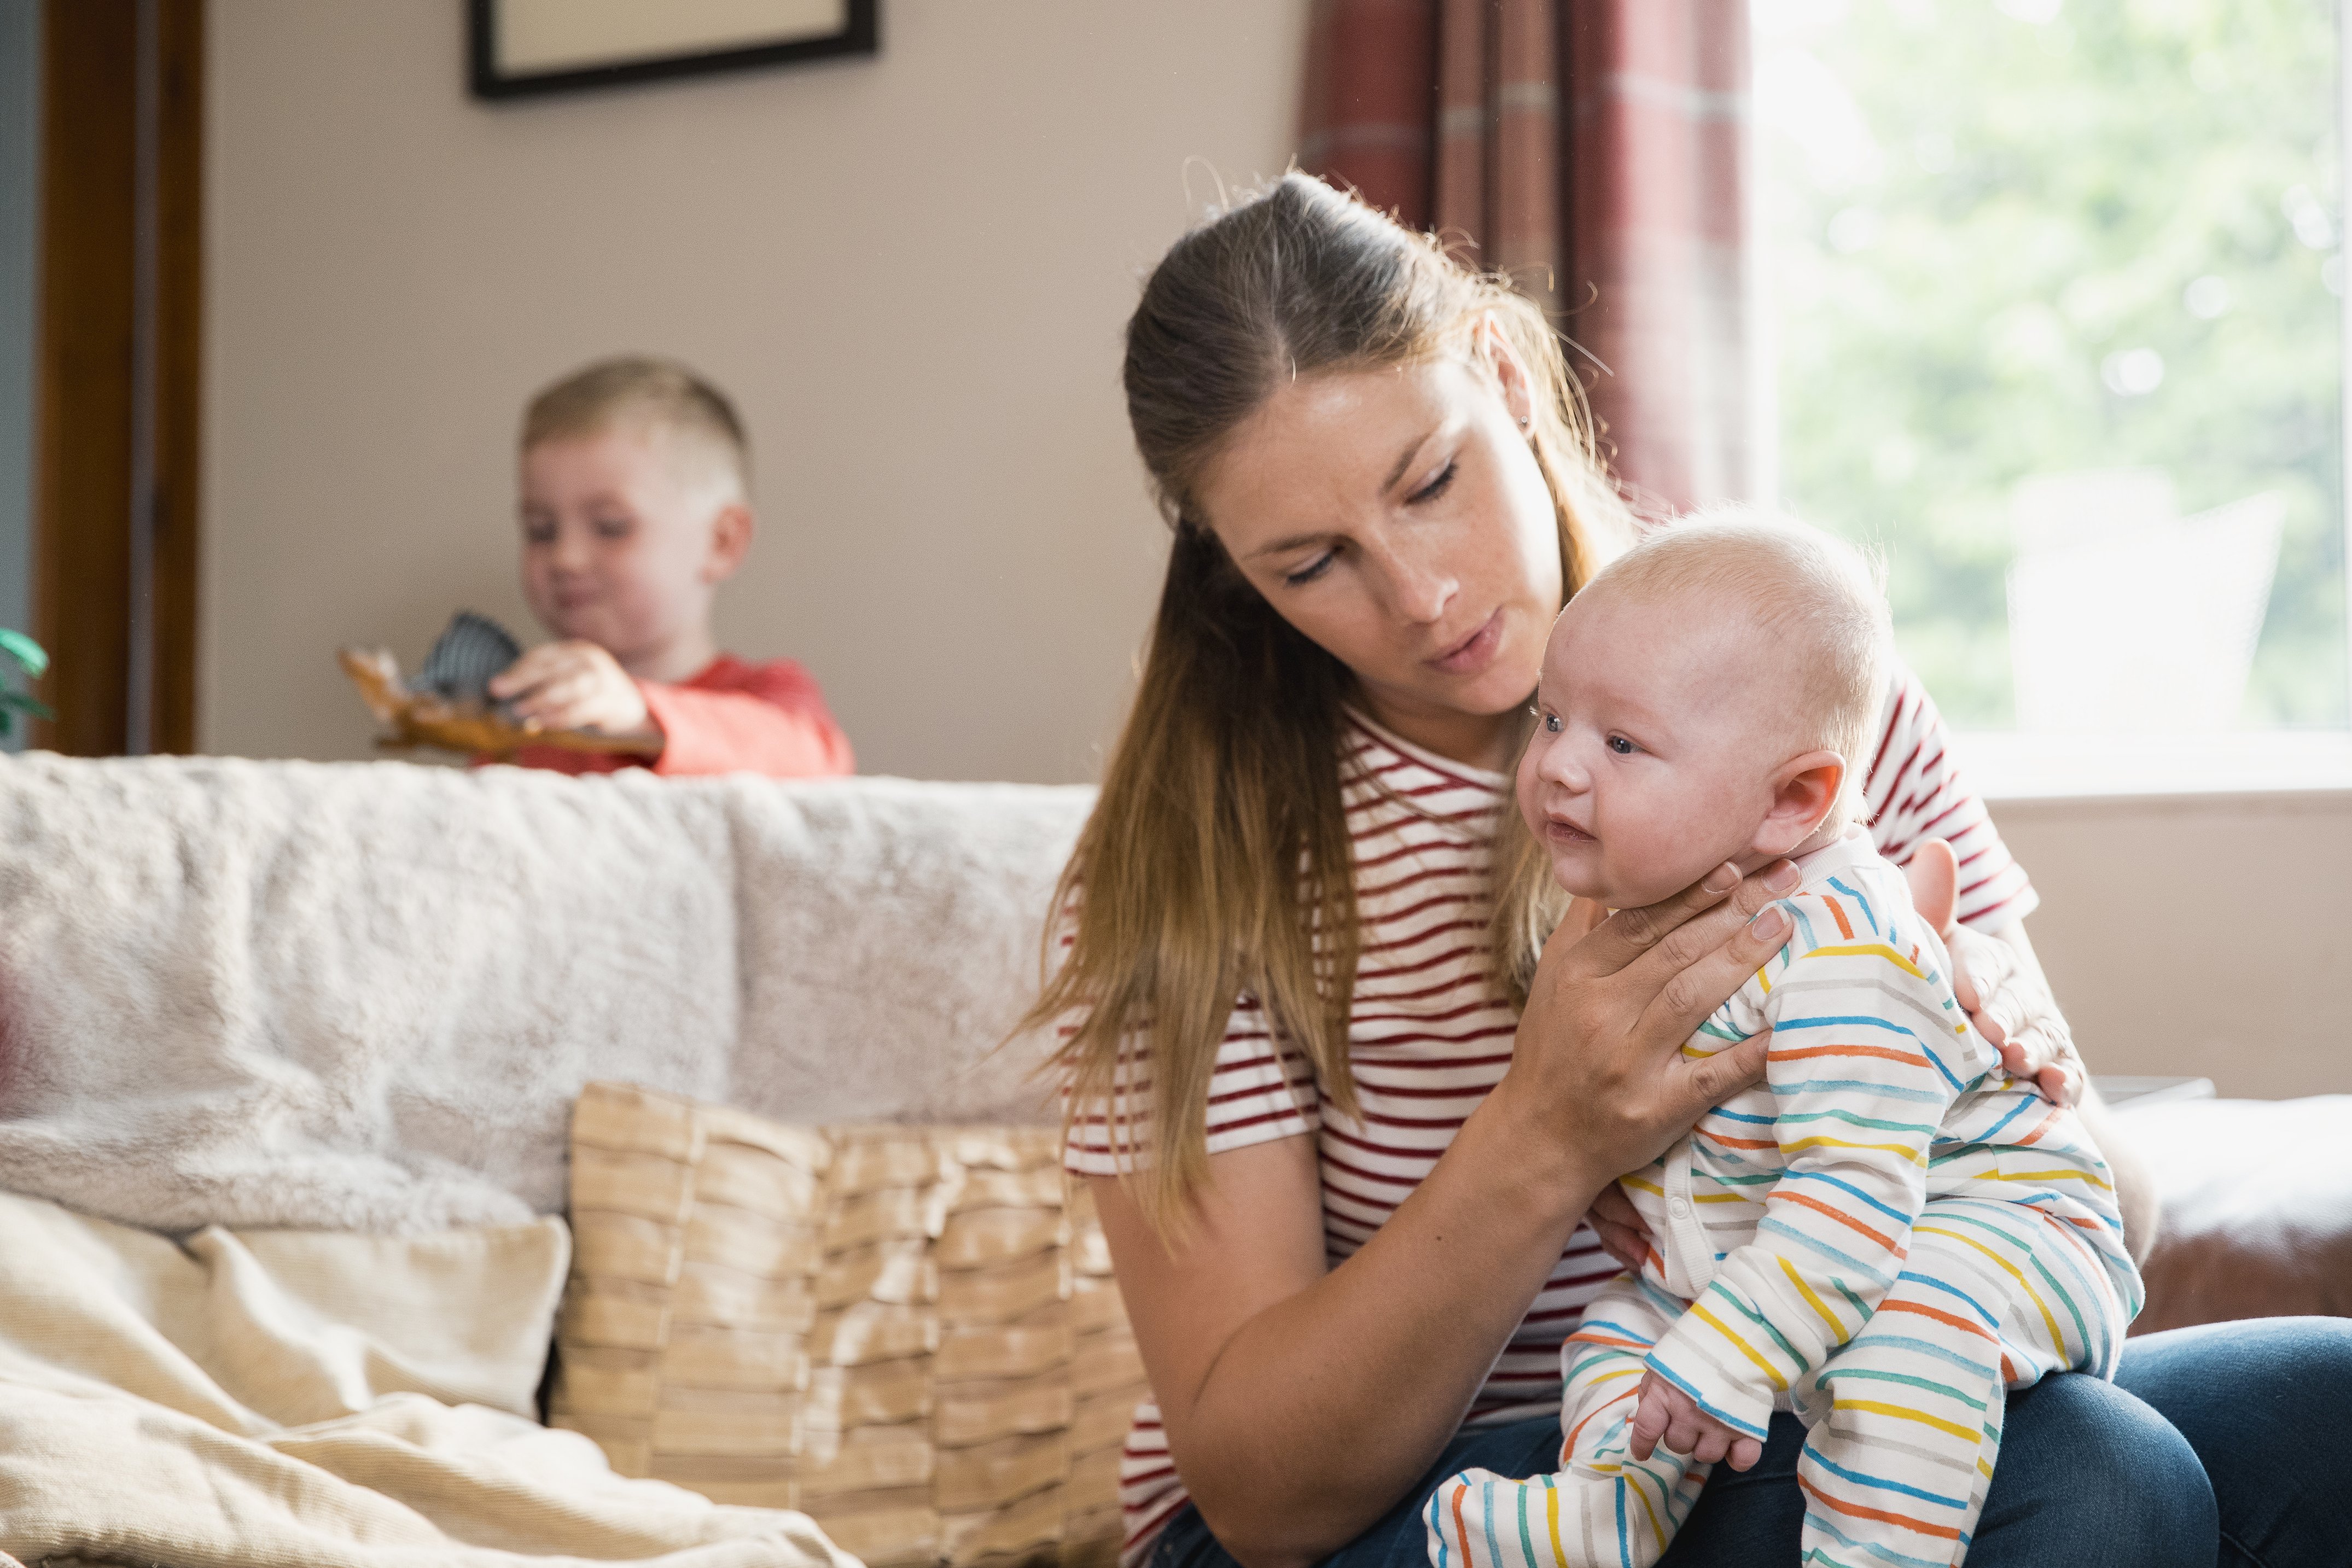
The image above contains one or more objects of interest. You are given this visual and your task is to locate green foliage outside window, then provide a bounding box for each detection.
[1756,0,2347,727]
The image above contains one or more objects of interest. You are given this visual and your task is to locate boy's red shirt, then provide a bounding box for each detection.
[499,655,854,778]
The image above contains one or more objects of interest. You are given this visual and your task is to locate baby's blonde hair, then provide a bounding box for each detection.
[1595,506,1891,833]
[522,355,750,500]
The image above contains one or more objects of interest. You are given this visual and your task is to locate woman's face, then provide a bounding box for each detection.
[1191,330,1565,768]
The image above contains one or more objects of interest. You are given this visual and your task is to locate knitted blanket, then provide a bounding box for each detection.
[0,754,1087,1233]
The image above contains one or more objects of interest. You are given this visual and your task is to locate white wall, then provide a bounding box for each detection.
[1995,789,2352,1099]
[202,0,1309,781]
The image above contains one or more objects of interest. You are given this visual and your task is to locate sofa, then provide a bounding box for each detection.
[0,751,2337,1565]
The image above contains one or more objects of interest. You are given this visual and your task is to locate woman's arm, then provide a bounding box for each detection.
[1098,864,1800,1568]
[1096,1107,1590,1568]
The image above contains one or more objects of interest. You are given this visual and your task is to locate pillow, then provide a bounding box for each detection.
[550,1082,1143,1568]
[2121,1095,2352,1334]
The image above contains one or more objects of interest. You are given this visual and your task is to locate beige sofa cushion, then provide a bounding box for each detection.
[550,1083,1144,1568]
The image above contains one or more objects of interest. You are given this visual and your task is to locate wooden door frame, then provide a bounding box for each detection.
[32,0,201,756]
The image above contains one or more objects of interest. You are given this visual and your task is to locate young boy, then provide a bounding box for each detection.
[1425,514,2139,1568]
[484,356,854,778]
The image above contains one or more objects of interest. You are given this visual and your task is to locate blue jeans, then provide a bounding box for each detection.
[1146,1318,2352,1568]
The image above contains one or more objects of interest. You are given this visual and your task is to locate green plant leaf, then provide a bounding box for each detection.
[0,629,46,679]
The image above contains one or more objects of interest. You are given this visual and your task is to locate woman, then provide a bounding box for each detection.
[1035,174,2351,1568]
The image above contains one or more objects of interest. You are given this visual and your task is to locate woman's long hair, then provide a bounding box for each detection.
[1028,173,1633,1231]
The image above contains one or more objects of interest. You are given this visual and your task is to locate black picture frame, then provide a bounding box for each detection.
[467,0,878,101]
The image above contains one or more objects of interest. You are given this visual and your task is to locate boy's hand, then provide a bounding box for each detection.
[487,640,654,739]
[1628,1370,1763,1472]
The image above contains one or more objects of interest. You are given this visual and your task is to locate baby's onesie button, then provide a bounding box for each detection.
[1668,1197,1691,1219]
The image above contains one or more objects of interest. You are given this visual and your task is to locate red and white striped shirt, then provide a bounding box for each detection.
[1062,663,2033,1564]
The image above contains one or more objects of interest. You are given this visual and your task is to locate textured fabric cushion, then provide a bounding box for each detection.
[2123,1095,2352,1334]
[551,1083,1144,1568]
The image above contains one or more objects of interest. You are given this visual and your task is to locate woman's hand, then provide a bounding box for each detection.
[1496,858,1801,1187]
[1901,841,2082,1106]
[1947,925,2083,1106]
[1543,864,1804,1272]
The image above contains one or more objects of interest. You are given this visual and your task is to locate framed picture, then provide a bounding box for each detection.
[468,0,879,101]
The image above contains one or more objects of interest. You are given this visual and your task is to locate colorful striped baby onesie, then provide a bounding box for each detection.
[1425,831,2140,1568]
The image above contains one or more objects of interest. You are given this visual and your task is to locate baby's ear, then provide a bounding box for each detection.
[1750,749,1844,859]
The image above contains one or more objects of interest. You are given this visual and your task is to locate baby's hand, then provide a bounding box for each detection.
[1628,1370,1763,1472]
[1583,1184,1654,1273]
[487,640,653,738]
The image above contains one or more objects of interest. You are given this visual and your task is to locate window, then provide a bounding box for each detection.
[1754,0,2352,793]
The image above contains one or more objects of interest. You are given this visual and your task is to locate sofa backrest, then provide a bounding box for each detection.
[0,753,1089,1233]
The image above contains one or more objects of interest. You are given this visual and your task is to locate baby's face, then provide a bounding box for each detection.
[518,422,736,664]
[1516,582,1800,910]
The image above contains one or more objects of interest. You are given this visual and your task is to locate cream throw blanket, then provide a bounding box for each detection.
[0,754,1090,1234]
[0,1187,857,1566]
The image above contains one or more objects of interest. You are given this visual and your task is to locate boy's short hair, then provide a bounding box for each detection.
[522,356,750,499]
[1598,506,1892,831]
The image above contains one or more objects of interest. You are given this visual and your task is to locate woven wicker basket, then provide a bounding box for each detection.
[550,1082,1143,1568]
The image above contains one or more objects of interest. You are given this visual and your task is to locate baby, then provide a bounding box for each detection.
[1424,513,2140,1568]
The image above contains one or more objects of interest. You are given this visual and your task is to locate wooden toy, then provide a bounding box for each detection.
[340,612,658,759]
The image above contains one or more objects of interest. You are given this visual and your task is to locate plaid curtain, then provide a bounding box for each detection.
[1299,0,1756,515]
